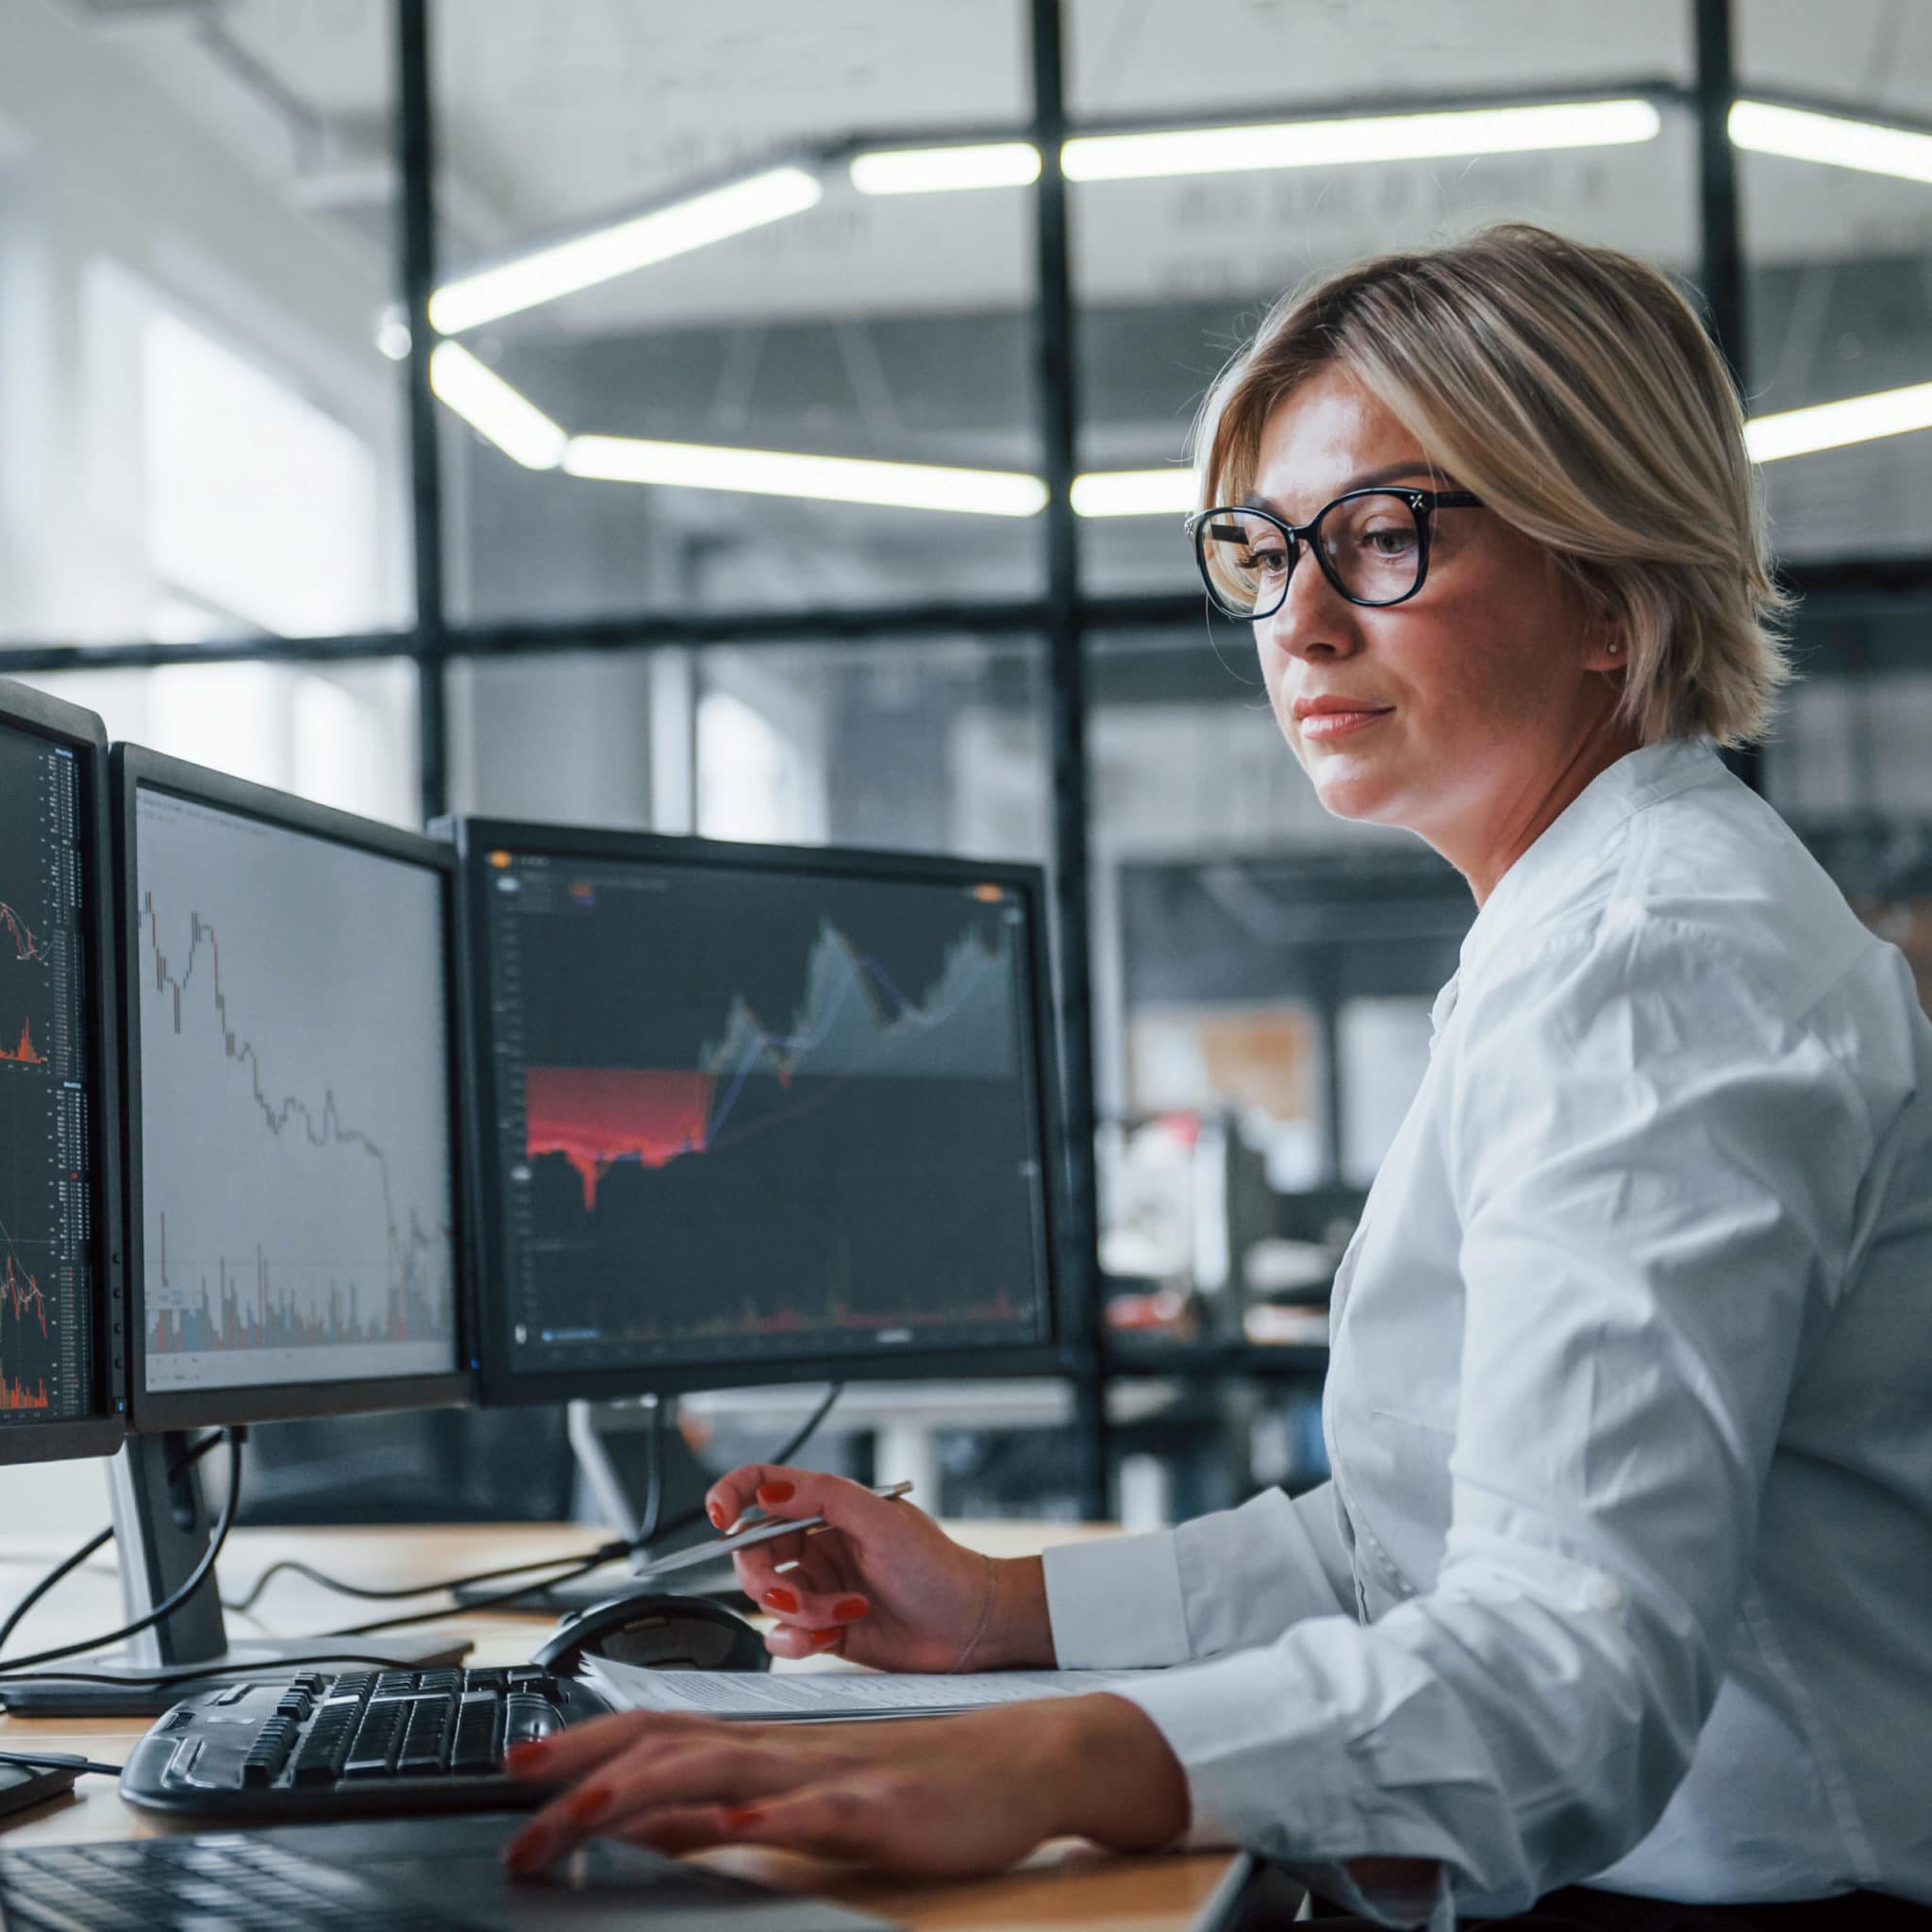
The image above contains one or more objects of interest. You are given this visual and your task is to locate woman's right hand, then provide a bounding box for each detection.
[703,1464,1055,1672]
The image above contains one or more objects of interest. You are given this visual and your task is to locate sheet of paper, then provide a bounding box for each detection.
[582,1656,1156,1721]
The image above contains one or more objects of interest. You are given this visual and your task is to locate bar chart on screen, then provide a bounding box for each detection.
[135,788,456,1393]
[0,733,93,1425]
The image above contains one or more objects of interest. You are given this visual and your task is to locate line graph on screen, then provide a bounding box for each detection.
[137,850,452,1375]
[524,915,1015,1212]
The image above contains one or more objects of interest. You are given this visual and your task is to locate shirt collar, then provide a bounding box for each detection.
[1454,739,1727,991]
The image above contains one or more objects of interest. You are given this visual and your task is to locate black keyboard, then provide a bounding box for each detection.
[0,1834,476,1930]
[0,1816,896,1930]
[119,1666,611,1821]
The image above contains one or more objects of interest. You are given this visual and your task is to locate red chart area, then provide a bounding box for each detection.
[525,1068,718,1212]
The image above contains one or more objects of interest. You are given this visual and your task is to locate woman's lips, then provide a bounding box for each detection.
[1298,708,1392,741]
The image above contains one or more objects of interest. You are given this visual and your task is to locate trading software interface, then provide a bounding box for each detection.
[0,723,95,1427]
[481,851,1053,1375]
[137,789,458,1392]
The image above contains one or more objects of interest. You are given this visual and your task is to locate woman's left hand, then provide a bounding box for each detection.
[499,1693,1191,1878]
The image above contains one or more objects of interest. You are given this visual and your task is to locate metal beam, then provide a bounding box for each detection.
[395,0,448,826]
[1029,0,1108,1522]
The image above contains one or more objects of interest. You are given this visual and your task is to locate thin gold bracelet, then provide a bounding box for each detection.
[945,1553,999,1674]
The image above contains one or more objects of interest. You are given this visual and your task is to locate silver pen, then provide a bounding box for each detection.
[631,1479,915,1582]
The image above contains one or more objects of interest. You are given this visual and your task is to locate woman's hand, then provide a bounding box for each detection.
[703,1463,1054,1671]
[499,1694,1191,1878]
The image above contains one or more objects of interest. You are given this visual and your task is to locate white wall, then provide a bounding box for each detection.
[0,0,408,644]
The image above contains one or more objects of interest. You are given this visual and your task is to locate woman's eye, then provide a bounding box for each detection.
[1361,526,1417,557]
[1243,546,1290,576]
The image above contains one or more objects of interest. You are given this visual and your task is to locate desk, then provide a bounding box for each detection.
[0,1524,1241,1931]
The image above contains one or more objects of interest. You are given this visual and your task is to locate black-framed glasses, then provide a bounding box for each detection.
[1187,487,1484,619]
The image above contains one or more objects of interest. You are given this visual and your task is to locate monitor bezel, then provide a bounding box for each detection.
[453,817,1072,1407]
[114,746,475,1432]
[0,679,126,1463]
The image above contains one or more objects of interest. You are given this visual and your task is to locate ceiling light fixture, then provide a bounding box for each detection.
[564,435,1048,516]
[429,343,568,470]
[1744,380,1932,463]
[849,142,1044,194]
[1728,99,1932,186]
[1071,468,1197,518]
[1061,97,1661,182]
[428,167,824,335]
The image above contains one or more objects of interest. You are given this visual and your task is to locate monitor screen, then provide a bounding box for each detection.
[465,827,1058,1399]
[0,686,121,1459]
[125,758,466,1426]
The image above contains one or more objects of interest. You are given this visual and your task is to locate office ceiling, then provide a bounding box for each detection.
[66,0,1932,336]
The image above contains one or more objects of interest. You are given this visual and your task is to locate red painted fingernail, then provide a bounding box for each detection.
[833,1596,868,1623]
[503,1826,549,1874]
[808,1626,841,1648]
[503,1740,551,1773]
[707,1502,726,1529]
[757,1480,795,1505]
[762,1587,799,1613]
[566,1783,615,1824]
[724,1806,764,1832]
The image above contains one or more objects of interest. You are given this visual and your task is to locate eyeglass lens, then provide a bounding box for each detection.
[1197,492,1424,616]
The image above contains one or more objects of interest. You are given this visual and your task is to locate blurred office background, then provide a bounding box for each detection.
[3,0,1930,1538]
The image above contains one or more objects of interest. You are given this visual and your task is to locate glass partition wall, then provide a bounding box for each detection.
[4,0,1930,1518]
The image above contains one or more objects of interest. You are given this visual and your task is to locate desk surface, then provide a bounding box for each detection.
[0,1523,1239,1931]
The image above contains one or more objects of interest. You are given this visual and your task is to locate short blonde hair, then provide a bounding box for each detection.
[1192,224,1791,747]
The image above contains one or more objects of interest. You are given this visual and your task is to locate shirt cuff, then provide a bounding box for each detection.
[1041,1529,1190,1668]
[1107,1644,1368,1852]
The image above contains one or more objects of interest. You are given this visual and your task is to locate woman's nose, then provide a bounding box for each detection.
[1258,552,1363,662]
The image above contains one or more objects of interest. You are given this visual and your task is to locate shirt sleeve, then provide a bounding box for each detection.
[1044,1480,1356,1669]
[1109,917,1878,1924]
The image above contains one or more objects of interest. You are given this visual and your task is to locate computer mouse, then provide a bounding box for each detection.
[530,1592,771,1678]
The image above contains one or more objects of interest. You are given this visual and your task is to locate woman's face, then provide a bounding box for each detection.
[1249,366,1629,891]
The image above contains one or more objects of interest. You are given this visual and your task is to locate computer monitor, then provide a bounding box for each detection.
[0,679,125,1466]
[455,821,1065,1410]
[1,749,475,1715]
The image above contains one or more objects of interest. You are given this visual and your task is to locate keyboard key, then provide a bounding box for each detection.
[503,1693,563,1748]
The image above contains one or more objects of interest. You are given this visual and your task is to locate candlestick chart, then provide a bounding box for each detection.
[0,724,92,1429]
[135,789,458,1393]
[484,854,1052,1377]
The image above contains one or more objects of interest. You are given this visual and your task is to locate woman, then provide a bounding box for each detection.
[500,225,1932,1928]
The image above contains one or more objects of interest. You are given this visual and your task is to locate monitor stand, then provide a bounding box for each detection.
[0,1432,468,1717]
[452,1398,739,1617]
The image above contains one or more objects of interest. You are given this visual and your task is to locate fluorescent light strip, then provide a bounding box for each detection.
[564,435,1048,517]
[1729,99,1932,185]
[1071,468,1197,518]
[1745,381,1932,462]
[429,167,824,335]
[429,342,568,470]
[1064,98,1660,182]
[850,142,1042,194]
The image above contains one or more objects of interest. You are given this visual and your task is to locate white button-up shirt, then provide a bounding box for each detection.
[1045,741,1932,1924]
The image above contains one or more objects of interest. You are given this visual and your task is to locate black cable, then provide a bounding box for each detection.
[0,1752,122,1778]
[768,1381,844,1473]
[223,1541,630,1614]
[0,1431,244,1678]
[236,1382,849,1622]
[330,1553,618,1637]
[633,1395,668,1551]
[1,1651,421,1692]
[0,1430,227,1655]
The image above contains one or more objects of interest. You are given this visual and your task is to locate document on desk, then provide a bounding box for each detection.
[583,1656,1156,1722]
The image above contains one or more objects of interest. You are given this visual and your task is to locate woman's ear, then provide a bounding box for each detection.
[1584,626,1628,675]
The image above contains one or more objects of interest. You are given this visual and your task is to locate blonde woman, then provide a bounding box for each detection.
[499,226,1932,1930]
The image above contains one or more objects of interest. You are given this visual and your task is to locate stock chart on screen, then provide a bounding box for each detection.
[482,850,1052,1377]
[0,723,94,1426]
[136,789,457,1393]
